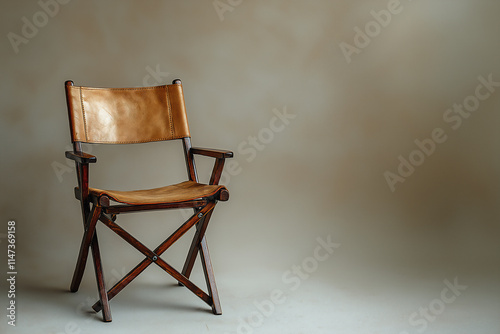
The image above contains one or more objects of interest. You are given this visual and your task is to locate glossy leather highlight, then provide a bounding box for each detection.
[66,83,190,143]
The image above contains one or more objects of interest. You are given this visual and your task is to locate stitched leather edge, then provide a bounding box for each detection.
[78,135,188,144]
[165,85,174,140]
[79,87,88,142]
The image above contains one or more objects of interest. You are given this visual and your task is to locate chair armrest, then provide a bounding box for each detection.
[190,147,233,185]
[191,147,233,159]
[65,151,97,164]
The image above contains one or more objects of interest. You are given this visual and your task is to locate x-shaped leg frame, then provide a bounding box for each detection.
[177,209,221,313]
[70,200,221,322]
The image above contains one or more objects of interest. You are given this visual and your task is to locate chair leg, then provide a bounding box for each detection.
[92,258,151,312]
[199,236,222,315]
[90,233,112,322]
[70,206,101,292]
[180,210,213,280]
[178,210,221,314]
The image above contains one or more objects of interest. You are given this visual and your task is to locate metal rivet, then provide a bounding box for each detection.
[197,213,203,218]
[152,256,158,261]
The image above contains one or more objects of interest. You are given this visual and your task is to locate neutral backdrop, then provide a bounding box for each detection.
[1,1,500,333]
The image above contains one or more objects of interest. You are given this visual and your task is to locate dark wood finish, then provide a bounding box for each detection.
[218,189,230,201]
[210,158,226,185]
[90,233,112,322]
[191,147,234,159]
[103,199,208,214]
[100,215,158,259]
[70,142,92,293]
[65,79,232,322]
[70,205,101,292]
[155,256,212,304]
[94,253,213,309]
[182,137,198,182]
[65,151,97,164]
[200,237,222,314]
[155,203,215,254]
[92,258,150,312]
[92,203,215,312]
[180,210,213,280]
[99,196,110,207]
[178,144,231,280]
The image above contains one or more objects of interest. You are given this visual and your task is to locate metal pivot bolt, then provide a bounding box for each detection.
[152,256,158,261]
[197,213,203,218]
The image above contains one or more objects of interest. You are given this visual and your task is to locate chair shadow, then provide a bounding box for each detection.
[24,279,214,318]
[117,281,215,314]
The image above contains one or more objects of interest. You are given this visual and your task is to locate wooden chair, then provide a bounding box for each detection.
[64,79,232,322]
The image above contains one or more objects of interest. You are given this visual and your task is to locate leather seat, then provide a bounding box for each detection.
[89,181,227,205]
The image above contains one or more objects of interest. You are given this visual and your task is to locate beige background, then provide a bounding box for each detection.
[1,0,500,333]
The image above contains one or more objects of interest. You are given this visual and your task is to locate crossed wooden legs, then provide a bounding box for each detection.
[178,210,221,314]
[69,202,221,322]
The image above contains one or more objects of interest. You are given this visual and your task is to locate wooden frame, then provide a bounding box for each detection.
[64,79,232,322]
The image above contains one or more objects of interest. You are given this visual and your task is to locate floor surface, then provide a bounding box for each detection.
[2,255,499,334]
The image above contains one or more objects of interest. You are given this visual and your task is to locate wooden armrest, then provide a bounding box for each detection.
[65,151,97,164]
[191,147,233,159]
[191,147,232,185]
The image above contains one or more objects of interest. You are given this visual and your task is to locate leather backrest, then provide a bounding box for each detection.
[65,83,190,144]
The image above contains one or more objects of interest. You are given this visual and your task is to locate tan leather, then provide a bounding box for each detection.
[66,83,190,143]
[89,181,226,205]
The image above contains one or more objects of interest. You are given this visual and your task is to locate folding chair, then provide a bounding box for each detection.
[64,79,232,322]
